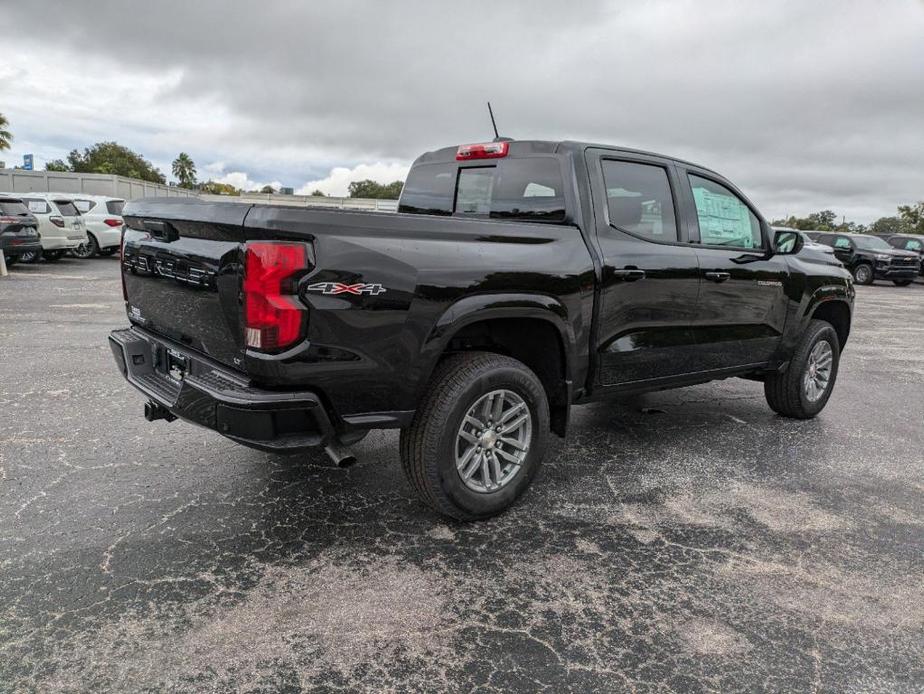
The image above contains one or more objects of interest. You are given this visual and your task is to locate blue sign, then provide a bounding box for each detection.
[23,154,34,171]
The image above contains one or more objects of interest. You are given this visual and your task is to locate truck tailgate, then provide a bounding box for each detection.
[121,199,252,370]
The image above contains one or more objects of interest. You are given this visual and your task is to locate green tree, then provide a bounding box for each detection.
[0,112,11,151]
[310,189,326,197]
[897,202,924,234]
[199,180,240,196]
[347,179,404,199]
[259,185,276,194]
[45,159,70,172]
[66,142,165,183]
[171,152,197,189]
[869,216,907,235]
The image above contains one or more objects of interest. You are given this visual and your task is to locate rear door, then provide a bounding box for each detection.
[585,149,702,387]
[676,167,789,369]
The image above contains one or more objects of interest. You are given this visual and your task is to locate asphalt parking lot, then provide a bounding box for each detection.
[1,258,922,693]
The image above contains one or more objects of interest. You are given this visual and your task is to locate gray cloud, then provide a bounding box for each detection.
[2,0,923,221]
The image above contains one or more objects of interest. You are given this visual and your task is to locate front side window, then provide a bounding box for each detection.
[688,174,762,249]
[602,160,677,242]
[24,199,50,214]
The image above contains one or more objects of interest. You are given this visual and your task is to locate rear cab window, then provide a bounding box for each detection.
[399,155,567,223]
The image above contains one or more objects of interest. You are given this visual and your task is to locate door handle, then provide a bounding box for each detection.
[613,268,646,282]
[704,271,731,283]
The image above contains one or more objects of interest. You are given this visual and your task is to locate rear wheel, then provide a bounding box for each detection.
[400,351,549,521]
[18,250,40,263]
[852,263,874,285]
[43,250,65,262]
[764,319,840,419]
[72,234,99,258]
[3,253,17,266]
[893,279,912,287]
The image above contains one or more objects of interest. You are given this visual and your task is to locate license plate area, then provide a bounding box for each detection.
[163,348,188,382]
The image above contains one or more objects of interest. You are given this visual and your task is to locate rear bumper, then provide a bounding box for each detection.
[109,326,336,452]
[40,234,82,251]
[0,236,43,254]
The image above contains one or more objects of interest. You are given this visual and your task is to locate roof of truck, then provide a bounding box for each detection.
[414,139,722,176]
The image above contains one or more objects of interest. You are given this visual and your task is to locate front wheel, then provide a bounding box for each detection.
[893,279,913,287]
[764,319,840,419]
[852,263,874,285]
[400,352,549,521]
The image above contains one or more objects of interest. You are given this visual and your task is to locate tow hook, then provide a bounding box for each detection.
[324,438,357,468]
[144,400,177,423]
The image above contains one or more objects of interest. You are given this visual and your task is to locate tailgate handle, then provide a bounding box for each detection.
[143,220,179,243]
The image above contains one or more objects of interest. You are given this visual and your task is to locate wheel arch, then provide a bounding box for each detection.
[419,294,576,436]
[808,298,852,348]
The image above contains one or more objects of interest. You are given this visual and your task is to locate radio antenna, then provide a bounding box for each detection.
[487,101,500,141]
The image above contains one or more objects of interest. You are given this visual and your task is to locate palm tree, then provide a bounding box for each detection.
[0,113,12,152]
[171,152,197,188]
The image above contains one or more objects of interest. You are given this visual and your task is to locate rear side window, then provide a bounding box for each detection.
[74,200,96,213]
[602,160,678,242]
[106,200,126,215]
[399,163,455,216]
[24,199,50,214]
[53,201,79,216]
[489,158,565,222]
[688,175,762,249]
[0,200,29,216]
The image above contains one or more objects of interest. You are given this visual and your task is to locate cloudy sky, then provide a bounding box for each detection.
[2,0,922,221]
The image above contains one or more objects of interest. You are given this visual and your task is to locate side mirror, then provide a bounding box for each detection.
[774,230,804,256]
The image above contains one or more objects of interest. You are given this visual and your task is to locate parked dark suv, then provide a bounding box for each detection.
[0,196,42,266]
[878,233,924,277]
[809,232,919,285]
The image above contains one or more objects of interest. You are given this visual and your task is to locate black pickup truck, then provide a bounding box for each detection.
[110,139,854,520]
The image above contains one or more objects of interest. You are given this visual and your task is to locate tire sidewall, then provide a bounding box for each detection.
[795,324,840,416]
[434,364,548,518]
[853,264,873,285]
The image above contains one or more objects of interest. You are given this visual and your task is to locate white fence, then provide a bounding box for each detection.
[0,170,198,200]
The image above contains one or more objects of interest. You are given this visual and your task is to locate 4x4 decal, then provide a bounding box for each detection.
[305,281,387,296]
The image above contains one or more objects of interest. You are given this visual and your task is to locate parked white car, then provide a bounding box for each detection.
[3,193,88,262]
[71,195,125,258]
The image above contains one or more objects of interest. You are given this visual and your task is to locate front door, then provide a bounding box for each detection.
[587,151,702,387]
[677,168,789,369]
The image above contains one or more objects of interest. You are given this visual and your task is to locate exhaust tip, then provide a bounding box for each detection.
[324,440,357,468]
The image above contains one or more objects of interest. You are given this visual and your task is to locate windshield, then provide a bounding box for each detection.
[852,236,891,250]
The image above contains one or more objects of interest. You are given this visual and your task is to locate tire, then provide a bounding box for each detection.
[3,254,17,266]
[764,319,840,419]
[72,234,99,259]
[400,351,549,521]
[18,250,40,263]
[893,279,912,287]
[852,263,874,285]
[43,250,64,262]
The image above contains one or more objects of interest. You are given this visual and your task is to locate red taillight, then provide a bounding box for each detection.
[0,215,19,223]
[50,216,65,228]
[243,242,311,351]
[104,218,122,227]
[456,141,509,161]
